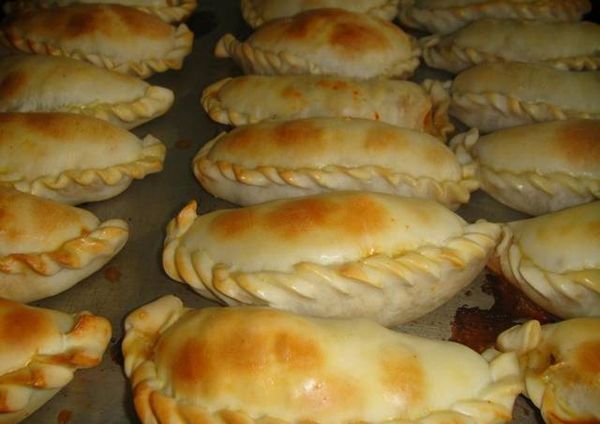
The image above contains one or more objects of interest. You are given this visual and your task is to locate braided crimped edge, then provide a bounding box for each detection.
[0,23,194,79]
[398,0,591,34]
[0,135,166,202]
[240,0,400,28]
[214,33,421,79]
[124,295,522,424]
[422,34,600,73]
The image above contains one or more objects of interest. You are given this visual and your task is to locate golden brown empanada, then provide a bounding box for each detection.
[423,19,600,73]
[495,318,600,423]
[193,118,477,208]
[398,0,592,34]
[450,63,600,132]
[0,4,194,78]
[452,120,600,216]
[0,113,166,205]
[201,75,453,139]
[0,187,129,302]
[0,298,111,423]
[163,192,500,326]
[124,296,523,424]
[215,8,420,79]
[488,202,600,319]
[0,55,174,129]
[241,0,400,28]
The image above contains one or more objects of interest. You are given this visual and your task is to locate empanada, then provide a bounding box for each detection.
[0,187,129,302]
[423,19,600,73]
[215,8,420,79]
[0,55,174,129]
[163,192,500,326]
[0,298,111,423]
[0,113,166,205]
[201,75,453,139]
[452,120,599,215]
[241,0,400,28]
[488,202,600,319]
[398,0,592,35]
[123,296,523,424]
[193,118,477,208]
[495,318,600,423]
[450,63,600,132]
[0,4,194,78]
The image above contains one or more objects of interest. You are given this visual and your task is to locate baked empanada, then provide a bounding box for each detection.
[495,318,600,423]
[423,19,600,73]
[123,296,523,424]
[0,298,111,423]
[0,55,174,129]
[0,187,129,302]
[215,8,420,79]
[0,4,194,78]
[452,120,599,216]
[241,0,400,28]
[450,63,600,132]
[163,192,500,326]
[398,0,592,35]
[0,113,166,205]
[488,202,600,319]
[193,118,477,208]
[201,75,453,139]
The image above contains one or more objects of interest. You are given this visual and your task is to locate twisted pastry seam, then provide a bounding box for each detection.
[421,78,454,140]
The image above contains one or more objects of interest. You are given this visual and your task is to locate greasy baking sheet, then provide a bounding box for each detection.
[26,1,541,422]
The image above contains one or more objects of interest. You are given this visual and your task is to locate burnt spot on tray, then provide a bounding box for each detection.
[57,409,72,424]
[187,10,217,38]
[110,337,124,367]
[103,266,121,283]
[175,139,193,149]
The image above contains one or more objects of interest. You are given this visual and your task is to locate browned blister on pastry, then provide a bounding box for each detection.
[215,8,420,79]
[0,4,193,78]
[123,296,524,423]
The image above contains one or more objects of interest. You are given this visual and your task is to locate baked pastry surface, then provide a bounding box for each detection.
[123,296,523,423]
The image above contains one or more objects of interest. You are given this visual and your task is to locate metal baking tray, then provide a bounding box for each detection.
[26,1,543,422]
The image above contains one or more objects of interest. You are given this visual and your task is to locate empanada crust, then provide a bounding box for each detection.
[123,296,523,423]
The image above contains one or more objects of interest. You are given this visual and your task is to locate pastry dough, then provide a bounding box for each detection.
[0,4,194,78]
[450,63,600,133]
[163,192,500,326]
[4,0,197,23]
[495,318,600,423]
[488,201,600,319]
[0,112,166,204]
[201,75,453,139]
[423,19,600,73]
[0,55,174,129]
[0,187,129,303]
[398,0,592,34]
[193,118,477,208]
[123,296,523,424]
[241,0,400,28]
[0,298,111,423]
[215,8,420,79]
[452,120,600,216]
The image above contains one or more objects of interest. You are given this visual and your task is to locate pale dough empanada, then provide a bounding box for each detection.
[0,113,166,205]
[123,296,523,423]
[0,187,129,302]
[215,8,420,79]
[398,0,591,34]
[0,4,194,78]
[450,63,600,132]
[193,118,477,208]
[201,75,453,139]
[488,202,600,319]
[495,318,600,423]
[163,192,500,326]
[241,0,400,28]
[423,19,600,73]
[451,121,599,216]
[0,55,174,129]
[0,298,111,423]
